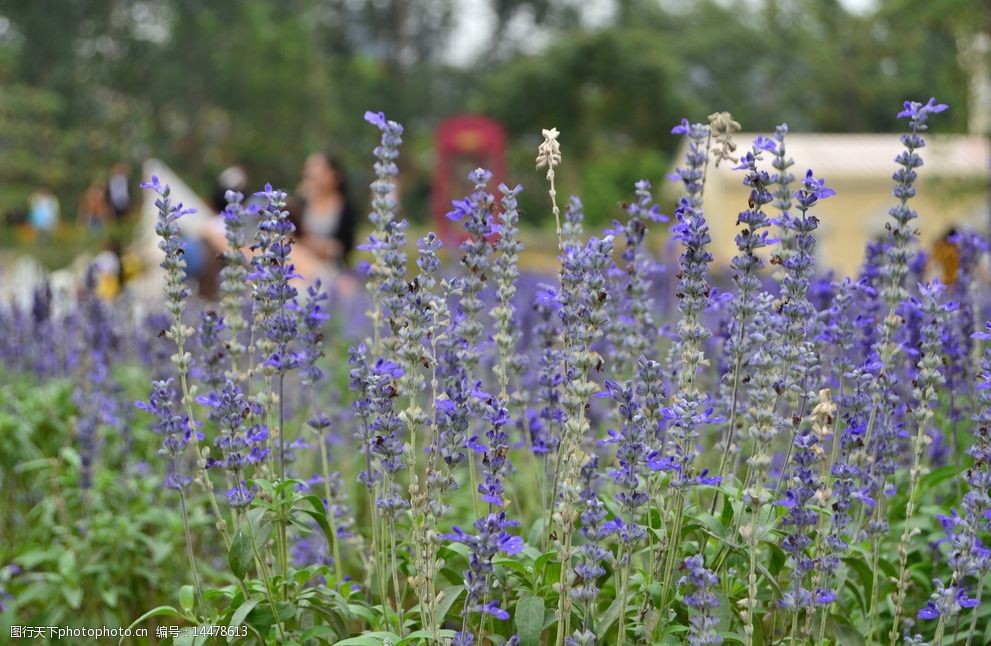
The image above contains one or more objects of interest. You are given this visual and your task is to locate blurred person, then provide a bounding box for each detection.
[197,165,252,299]
[194,160,357,297]
[106,163,132,222]
[6,207,28,227]
[79,180,110,230]
[932,227,960,286]
[298,152,357,270]
[28,187,60,243]
[211,165,250,214]
[200,163,252,254]
[8,207,31,244]
[91,242,123,299]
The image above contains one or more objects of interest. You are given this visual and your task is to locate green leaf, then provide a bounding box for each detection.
[179,585,195,612]
[843,557,872,613]
[314,602,351,640]
[596,595,623,638]
[752,560,782,596]
[439,542,473,564]
[252,478,275,494]
[515,595,545,646]
[121,606,190,644]
[57,550,76,579]
[334,631,403,645]
[919,465,957,493]
[300,625,338,643]
[101,588,118,608]
[230,598,260,629]
[493,556,530,575]
[348,602,380,626]
[59,446,81,468]
[276,477,308,495]
[203,585,237,604]
[527,518,546,546]
[876,554,897,580]
[398,629,457,645]
[228,529,254,580]
[15,549,53,569]
[766,542,786,578]
[720,494,736,526]
[298,494,337,550]
[434,585,464,625]
[248,600,296,627]
[14,457,53,473]
[62,586,82,609]
[827,614,866,646]
[533,551,556,572]
[692,512,742,548]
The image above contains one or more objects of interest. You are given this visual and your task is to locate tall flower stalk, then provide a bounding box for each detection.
[219,189,251,384]
[364,110,404,354]
[778,168,833,419]
[402,232,448,641]
[861,98,947,642]
[250,184,300,485]
[679,554,724,646]
[552,236,614,646]
[562,195,585,247]
[297,281,346,583]
[609,180,666,376]
[657,119,720,621]
[491,183,534,509]
[448,169,498,519]
[602,378,649,645]
[567,456,609,644]
[533,284,565,509]
[770,123,797,265]
[537,127,563,249]
[137,380,203,610]
[776,393,828,643]
[927,321,991,645]
[890,283,950,644]
[651,119,712,632]
[139,176,228,612]
[739,342,783,645]
[349,344,405,630]
[446,512,524,644]
[862,97,948,475]
[492,183,524,403]
[715,136,776,487]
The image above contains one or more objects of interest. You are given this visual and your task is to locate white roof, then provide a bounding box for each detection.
[699,133,990,180]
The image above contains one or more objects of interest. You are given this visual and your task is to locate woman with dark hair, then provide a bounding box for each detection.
[298,151,357,268]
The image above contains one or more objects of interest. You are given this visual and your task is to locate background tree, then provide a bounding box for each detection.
[0,0,984,234]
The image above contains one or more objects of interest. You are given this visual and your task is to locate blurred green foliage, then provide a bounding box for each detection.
[0,79,67,213]
[0,0,986,231]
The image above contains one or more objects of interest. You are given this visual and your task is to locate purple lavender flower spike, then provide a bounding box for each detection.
[678,554,724,645]
[202,380,268,505]
[137,379,194,490]
[473,387,513,508]
[609,180,663,375]
[897,98,948,128]
[298,280,330,386]
[445,511,523,633]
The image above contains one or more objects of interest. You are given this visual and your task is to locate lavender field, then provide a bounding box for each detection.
[2,100,990,646]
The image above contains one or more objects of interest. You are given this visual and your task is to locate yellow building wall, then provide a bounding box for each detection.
[692,175,988,278]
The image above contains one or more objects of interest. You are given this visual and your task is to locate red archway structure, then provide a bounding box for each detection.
[432,115,507,243]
